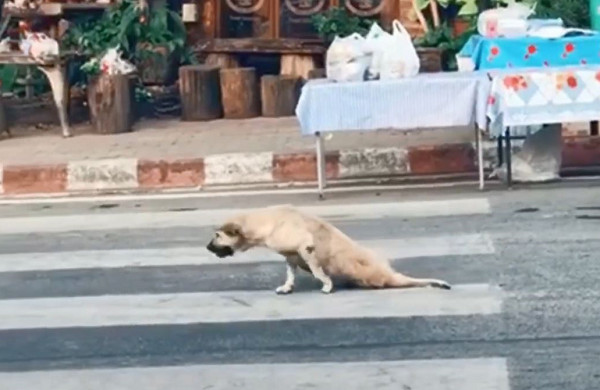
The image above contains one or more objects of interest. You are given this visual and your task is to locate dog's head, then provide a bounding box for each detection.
[206,222,245,259]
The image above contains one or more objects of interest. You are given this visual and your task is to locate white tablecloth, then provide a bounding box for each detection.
[295,72,491,135]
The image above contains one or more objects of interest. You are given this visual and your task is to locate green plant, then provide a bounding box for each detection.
[495,0,589,28]
[413,0,451,32]
[455,0,479,16]
[62,0,197,81]
[0,65,50,97]
[413,20,476,70]
[310,7,374,44]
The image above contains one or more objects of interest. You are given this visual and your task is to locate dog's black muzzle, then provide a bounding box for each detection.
[206,241,234,258]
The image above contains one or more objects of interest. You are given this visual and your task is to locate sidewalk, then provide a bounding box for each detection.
[0,118,598,196]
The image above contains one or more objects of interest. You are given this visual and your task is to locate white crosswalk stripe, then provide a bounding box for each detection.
[0,233,495,272]
[0,358,511,390]
[0,198,491,234]
[0,284,503,330]
[0,196,509,389]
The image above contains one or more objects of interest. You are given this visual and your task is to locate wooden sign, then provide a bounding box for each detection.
[279,0,328,39]
[220,0,272,38]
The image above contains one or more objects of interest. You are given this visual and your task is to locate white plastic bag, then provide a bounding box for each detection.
[492,125,562,183]
[325,33,371,82]
[0,37,11,53]
[477,2,535,37]
[20,32,59,60]
[99,47,136,75]
[378,20,420,80]
[364,22,390,80]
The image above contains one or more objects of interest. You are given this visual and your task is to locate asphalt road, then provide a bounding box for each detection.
[0,182,599,389]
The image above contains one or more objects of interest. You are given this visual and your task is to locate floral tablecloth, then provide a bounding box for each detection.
[486,66,600,136]
[459,34,600,71]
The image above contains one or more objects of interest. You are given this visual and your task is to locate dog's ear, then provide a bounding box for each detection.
[220,222,242,237]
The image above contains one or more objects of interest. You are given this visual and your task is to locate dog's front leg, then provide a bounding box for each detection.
[275,262,297,295]
[299,245,333,294]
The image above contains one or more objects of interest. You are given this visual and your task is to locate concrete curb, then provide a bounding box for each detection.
[0,136,598,196]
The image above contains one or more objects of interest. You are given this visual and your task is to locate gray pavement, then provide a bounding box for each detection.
[0,117,474,164]
[0,183,599,389]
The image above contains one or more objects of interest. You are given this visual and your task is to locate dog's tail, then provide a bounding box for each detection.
[388,272,451,290]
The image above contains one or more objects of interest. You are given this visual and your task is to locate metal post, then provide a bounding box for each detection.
[476,126,485,190]
[504,127,512,188]
[497,136,503,167]
[315,131,326,200]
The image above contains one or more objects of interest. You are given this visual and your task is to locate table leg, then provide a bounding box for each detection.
[591,121,598,136]
[496,136,503,167]
[315,131,326,200]
[37,65,71,138]
[504,127,512,189]
[476,126,485,190]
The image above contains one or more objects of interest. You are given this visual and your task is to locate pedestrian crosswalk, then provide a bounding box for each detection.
[0,197,509,389]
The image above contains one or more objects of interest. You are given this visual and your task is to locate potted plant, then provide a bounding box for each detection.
[62,0,194,86]
[129,2,189,85]
[310,7,373,45]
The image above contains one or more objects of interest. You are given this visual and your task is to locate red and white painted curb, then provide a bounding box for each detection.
[0,136,598,196]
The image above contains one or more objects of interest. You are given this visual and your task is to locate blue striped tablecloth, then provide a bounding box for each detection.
[295,72,492,136]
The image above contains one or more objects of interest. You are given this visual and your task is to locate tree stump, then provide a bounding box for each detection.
[87,74,134,134]
[308,68,326,80]
[260,75,301,117]
[280,54,316,79]
[219,67,259,119]
[206,53,239,69]
[179,64,223,121]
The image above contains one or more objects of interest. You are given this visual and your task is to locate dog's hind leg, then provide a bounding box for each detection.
[387,272,451,290]
[275,259,298,295]
[299,245,334,294]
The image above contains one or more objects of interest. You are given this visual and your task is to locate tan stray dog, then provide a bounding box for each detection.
[206,204,451,294]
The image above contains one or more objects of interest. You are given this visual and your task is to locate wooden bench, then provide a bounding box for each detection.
[0,2,110,138]
[194,38,444,78]
[0,52,73,137]
[194,38,325,80]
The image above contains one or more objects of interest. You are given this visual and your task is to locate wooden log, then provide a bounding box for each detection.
[179,64,222,121]
[308,68,326,80]
[280,54,316,79]
[219,67,259,119]
[87,74,134,134]
[205,53,239,69]
[260,75,301,117]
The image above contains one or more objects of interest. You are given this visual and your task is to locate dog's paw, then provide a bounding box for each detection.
[275,285,294,295]
[432,280,451,290]
[321,284,334,294]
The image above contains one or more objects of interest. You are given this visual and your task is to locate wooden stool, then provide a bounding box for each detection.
[205,53,239,69]
[87,74,134,134]
[179,65,223,121]
[219,67,260,119]
[280,54,316,80]
[260,75,302,117]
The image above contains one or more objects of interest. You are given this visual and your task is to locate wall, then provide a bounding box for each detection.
[185,0,425,45]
